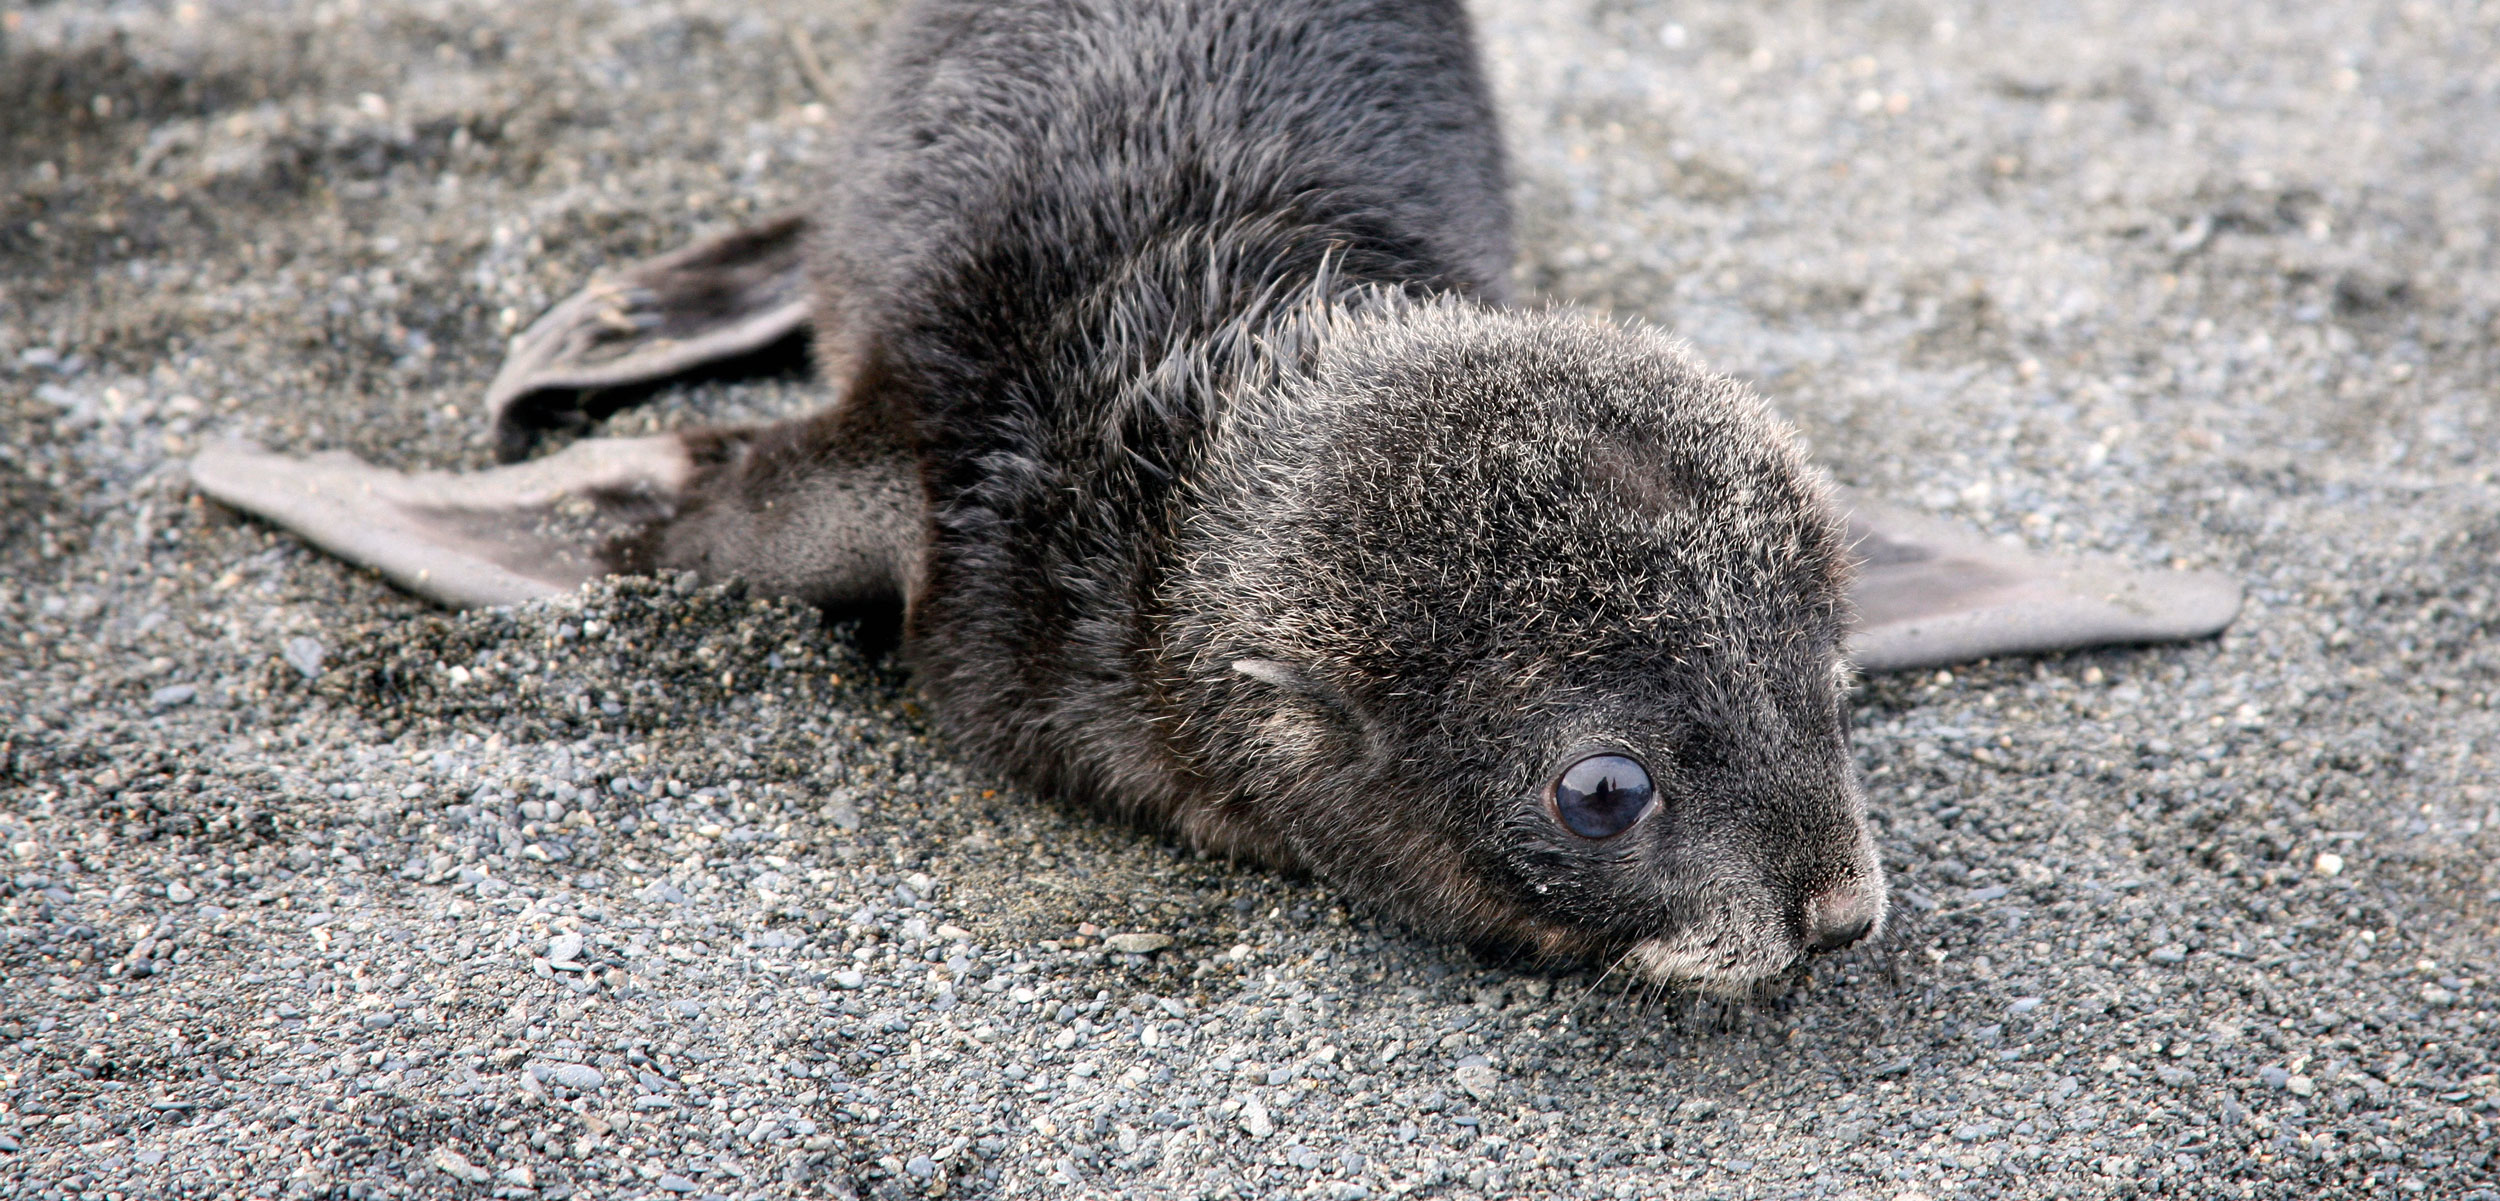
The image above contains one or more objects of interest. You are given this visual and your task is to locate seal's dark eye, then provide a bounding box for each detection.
[1550,753,1655,839]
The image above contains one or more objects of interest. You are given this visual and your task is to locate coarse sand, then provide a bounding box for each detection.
[2,1,2497,1198]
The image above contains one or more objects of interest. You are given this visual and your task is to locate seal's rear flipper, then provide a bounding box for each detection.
[486,212,814,462]
[1841,494,2242,674]
[189,437,693,608]
[193,405,919,612]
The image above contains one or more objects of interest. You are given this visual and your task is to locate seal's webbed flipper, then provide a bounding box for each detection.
[486,212,815,461]
[190,437,696,608]
[193,405,920,612]
[1840,494,2243,674]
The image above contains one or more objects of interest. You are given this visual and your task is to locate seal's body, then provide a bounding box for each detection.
[193,0,2241,989]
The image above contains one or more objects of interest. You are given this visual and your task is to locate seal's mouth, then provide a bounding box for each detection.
[1624,935,1804,997]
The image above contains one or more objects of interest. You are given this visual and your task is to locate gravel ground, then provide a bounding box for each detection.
[4,1,2498,1199]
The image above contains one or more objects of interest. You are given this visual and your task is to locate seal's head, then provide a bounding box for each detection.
[1176,300,1883,992]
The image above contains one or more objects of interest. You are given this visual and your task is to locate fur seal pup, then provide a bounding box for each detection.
[191,0,2240,989]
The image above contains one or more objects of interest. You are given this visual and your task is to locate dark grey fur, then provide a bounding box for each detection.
[648,0,1875,984]
[192,0,2241,987]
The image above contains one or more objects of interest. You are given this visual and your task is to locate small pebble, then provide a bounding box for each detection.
[430,1148,490,1185]
[282,635,325,679]
[637,880,690,905]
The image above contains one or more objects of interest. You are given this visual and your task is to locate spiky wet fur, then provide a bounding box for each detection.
[1160,300,1884,988]
[635,0,1885,987]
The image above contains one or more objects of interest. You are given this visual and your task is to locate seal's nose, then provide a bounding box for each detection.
[1804,882,1884,952]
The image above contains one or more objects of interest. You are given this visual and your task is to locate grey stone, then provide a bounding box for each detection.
[826,790,863,832]
[431,1148,491,1184]
[1453,1060,1500,1102]
[637,880,689,905]
[282,635,325,679]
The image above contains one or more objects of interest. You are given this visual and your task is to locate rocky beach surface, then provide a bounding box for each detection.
[2,1,2496,1198]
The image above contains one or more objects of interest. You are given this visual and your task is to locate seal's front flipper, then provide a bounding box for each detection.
[1840,494,2242,674]
[486,212,815,461]
[189,437,693,608]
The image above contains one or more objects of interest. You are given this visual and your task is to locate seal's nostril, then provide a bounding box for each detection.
[1809,914,1874,952]
[1804,883,1883,952]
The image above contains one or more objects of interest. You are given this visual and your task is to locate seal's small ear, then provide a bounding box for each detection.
[188,437,693,608]
[1230,657,1392,764]
[1231,658,1305,687]
[1839,492,2243,674]
[486,212,815,462]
